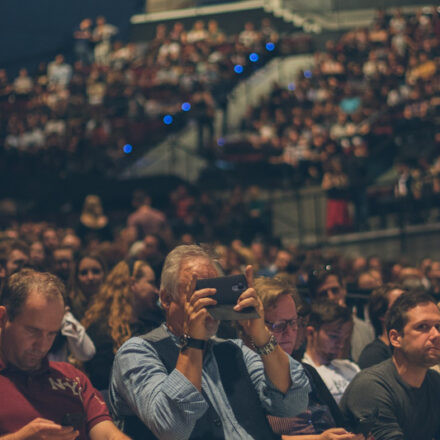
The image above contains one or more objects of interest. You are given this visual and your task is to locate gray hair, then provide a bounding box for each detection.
[160,244,221,301]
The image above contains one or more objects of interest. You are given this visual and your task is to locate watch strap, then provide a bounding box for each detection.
[253,333,278,356]
[180,334,207,351]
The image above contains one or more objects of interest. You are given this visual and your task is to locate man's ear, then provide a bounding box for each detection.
[159,289,171,312]
[305,325,315,339]
[389,329,401,349]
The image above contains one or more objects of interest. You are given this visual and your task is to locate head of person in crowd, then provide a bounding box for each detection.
[80,194,108,230]
[29,240,46,270]
[350,256,367,275]
[305,298,353,365]
[397,265,425,290]
[367,255,382,272]
[253,277,298,355]
[52,246,75,284]
[41,227,59,255]
[356,268,383,291]
[273,249,293,274]
[61,232,82,252]
[308,265,346,306]
[82,260,158,353]
[143,233,162,261]
[0,269,65,371]
[159,244,221,338]
[426,260,440,297]
[68,252,106,318]
[369,283,406,339]
[386,289,440,368]
[0,240,30,276]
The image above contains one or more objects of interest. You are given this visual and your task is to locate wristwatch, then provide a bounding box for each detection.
[253,334,278,356]
[179,334,207,351]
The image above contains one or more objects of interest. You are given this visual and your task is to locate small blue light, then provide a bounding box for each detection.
[181,102,191,111]
[123,144,133,154]
[163,115,173,125]
[304,69,312,78]
[217,137,225,147]
[288,82,296,91]
[249,52,259,62]
[266,42,275,51]
[234,64,243,74]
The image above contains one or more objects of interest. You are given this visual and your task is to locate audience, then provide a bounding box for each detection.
[0,8,439,439]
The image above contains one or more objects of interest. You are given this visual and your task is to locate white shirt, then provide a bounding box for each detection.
[302,352,360,403]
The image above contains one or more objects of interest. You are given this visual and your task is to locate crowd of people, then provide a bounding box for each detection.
[1,7,440,440]
[218,8,439,232]
[0,16,310,183]
[2,200,440,439]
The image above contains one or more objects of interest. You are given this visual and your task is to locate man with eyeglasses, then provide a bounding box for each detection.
[302,299,360,403]
[253,277,364,439]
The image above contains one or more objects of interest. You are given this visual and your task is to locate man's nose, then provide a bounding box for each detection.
[430,326,440,339]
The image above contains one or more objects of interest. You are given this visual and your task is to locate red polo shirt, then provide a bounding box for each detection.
[0,358,112,439]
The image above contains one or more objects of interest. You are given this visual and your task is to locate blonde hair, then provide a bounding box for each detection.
[82,259,150,353]
[254,276,297,311]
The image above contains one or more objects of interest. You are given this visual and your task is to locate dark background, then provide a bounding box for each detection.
[0,0,144,75]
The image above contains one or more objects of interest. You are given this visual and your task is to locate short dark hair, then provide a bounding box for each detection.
[385,289,437,336]
[369,283,405,337]
[1,269,65,320]
[308,298,352,330]
[308,265,343,298]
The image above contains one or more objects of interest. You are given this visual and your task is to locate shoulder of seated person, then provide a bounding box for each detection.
[331,358,360,369]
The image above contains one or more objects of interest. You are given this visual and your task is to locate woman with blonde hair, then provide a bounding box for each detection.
[82,259,163,391]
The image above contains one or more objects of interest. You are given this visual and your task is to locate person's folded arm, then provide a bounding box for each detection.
[109,337,208,440]
[61,311,96,361]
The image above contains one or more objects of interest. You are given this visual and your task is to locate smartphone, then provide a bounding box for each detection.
[61,413,85,430]
[195,274,259,321]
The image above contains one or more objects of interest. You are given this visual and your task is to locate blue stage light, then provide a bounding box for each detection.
[288,82,296,91]
[266,42,275,51]
[304,70,312,78]
[181,102,191,111]
[163,115,173,125]
[123,144,133,154]
[249,53,259,62]
[234,64,243,74]
[217,137,225,147]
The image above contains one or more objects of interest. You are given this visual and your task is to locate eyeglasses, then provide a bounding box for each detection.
[265,318,298,333]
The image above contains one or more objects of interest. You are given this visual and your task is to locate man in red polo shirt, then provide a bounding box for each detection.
[0,269,129,440]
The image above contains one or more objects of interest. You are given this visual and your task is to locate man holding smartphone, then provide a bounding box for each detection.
[0,269,130,440]
[109,244,311,440]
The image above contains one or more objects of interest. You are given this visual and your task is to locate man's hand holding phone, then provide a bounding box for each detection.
[184,274,217,341]
[235,265,270,346]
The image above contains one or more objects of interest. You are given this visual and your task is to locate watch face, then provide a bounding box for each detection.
[179,334,188,349]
